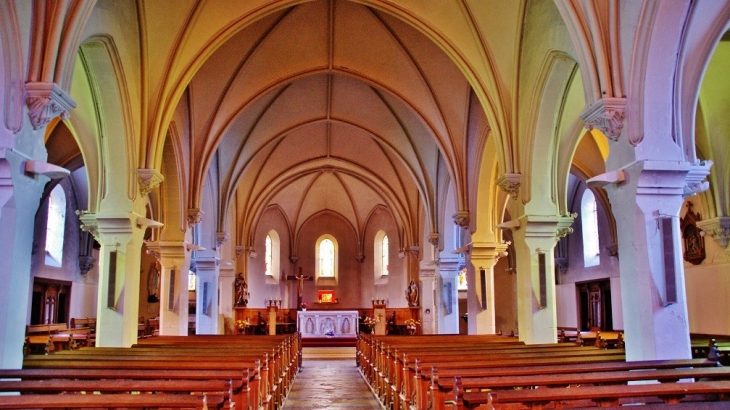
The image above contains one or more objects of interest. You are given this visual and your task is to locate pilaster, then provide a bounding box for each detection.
[145,242,190,336]
[511,214,575,344]
[418,265,437,334]
[194,257,220,334]
[603,159,711,361]
[218,263,236,330]
[438,258,461,335]
[79,211,144,347]
[468,242,508,335]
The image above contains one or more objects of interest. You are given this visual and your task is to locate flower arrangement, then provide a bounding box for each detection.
[404,318,420,330]
[363,316,379,327]
[236,319,250,330]
[300,302,309,310]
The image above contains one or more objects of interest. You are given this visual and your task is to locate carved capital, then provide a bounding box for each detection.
[216,231,229,247]
[289,255,299,264]
[235,245,245,259]
[428,233,439,247]
[697,217,730,248]
[496,173,521,199]
[554,256,569,274]
[187,208,204,227]
[25,82,76,130]
[78,255,95,276]
[683,160,712,198]
[137,169,164,197]
[452,211,470,229]
[605,243,619,258]
[580,97,626,141]
[356,253,365,263]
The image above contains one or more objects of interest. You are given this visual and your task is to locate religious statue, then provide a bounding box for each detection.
[234,273,248,307]
[405,279,419,307]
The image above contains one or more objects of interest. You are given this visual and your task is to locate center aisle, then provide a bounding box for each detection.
[282,347,383,410]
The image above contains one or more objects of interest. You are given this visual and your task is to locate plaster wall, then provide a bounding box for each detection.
[362,207,405,305]
[30,179,99,325]
[250,207,291,308]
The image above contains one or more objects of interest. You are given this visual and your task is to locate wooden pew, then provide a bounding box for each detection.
[459,379,730,409]
[26,333,299,410]
[0,379,231,409]
[445,365,730,410]
[0,393,222,409]
[0,368,245,409]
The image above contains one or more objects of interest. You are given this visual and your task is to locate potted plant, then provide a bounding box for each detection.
[300,302,309,311]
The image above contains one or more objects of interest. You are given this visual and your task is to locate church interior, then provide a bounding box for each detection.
[3,0,730,392]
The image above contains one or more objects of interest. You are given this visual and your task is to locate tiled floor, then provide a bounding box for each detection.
[282,348,383,409]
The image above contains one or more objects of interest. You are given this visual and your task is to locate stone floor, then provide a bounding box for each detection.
[282,347,383,410]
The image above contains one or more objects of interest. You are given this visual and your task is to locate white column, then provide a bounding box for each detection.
[0,149,49,368]
[438,259,460,334]
[80,212,145,347]
[511,215,574,344]
[604,160,710,361]
[195,257,220,334]
[146,242,191,336]
[419,265,437,334]
[218,263,235,332]
[468,242,508,335]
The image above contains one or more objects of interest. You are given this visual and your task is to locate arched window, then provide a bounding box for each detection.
[382,235,389,275]
[265,230,280,282]
[319,239,334,276]
[315,235,338,283]
[265,235,272,276]
[581,189,600,267]
[374,230,389,281]
[45,185,66,267]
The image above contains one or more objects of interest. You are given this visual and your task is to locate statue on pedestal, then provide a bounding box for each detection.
[235,273,248,307]
[405,279,419,307]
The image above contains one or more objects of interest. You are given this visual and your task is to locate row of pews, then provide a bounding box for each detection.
[357,333,730,409]
[1,333,301,409]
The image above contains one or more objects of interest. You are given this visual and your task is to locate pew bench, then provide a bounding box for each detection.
[429,359,721,410]
[0,379,232,409]
[0,392,223,409]
[23,356,261,410]
[460,379,730,409]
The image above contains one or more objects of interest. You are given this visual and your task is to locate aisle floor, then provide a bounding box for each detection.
[282,348,383,410]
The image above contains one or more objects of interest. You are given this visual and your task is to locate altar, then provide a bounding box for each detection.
[297,310,359,338]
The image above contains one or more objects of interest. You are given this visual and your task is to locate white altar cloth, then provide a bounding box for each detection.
[297,310,358,338]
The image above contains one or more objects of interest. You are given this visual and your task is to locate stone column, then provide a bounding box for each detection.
[603,160,710,361]
[438,258,461,334]
[146,242,191,336]
[468,242,508,335]
[80,212,145,347]
[419,265,437,334]
[511,215,575,344]
[194,257,220,334]
[0,150,51,368]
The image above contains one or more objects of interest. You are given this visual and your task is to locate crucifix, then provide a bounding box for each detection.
[286,267,313,308]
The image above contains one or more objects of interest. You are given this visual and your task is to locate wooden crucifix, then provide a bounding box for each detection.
[286,267,313,308]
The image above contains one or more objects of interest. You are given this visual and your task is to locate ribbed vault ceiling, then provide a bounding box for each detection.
[181,0,475,247]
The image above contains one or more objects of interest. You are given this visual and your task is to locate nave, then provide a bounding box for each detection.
[282,347,382,410]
